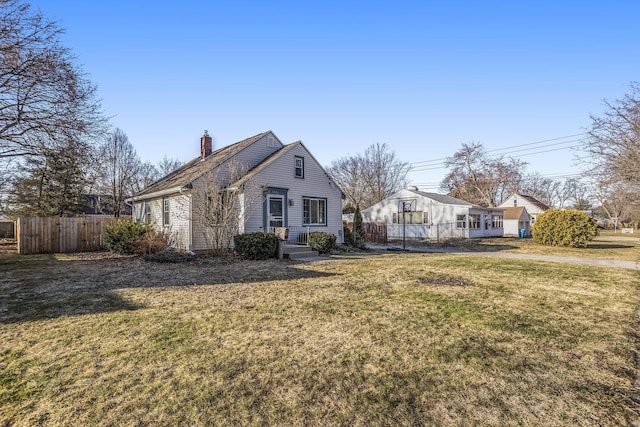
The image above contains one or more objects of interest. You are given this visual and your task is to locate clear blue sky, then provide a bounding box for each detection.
[33,0,640,191]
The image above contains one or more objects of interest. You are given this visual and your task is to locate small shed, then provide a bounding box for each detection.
[503,206,531,237]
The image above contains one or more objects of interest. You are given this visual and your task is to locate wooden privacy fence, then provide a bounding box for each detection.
[0,221,15,238]
[345,222,388,244]
[17,216,126,255]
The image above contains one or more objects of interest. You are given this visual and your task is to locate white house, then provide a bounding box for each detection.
[131,131,345,252]
[502,206,531,237]
[498,193,550,225]
[361,188,504,240]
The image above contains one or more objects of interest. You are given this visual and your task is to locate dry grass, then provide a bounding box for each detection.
[392,235,640,262]
[1,250,639,426]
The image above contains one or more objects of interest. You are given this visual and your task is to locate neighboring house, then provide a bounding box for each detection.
[130,131,345,252]
[361,187,504,240]
[503,206,531,237]
[498,193,550,224]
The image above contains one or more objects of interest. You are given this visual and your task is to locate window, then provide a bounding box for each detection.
[163,197,170,226]
[294,156,304,178]
[144,201,151,223]
[513,199,518,207]
[469,214,481,229]
[392,211,426,224]
[456,214,467,229]
[303,197,326,225]
[492,214,503,228]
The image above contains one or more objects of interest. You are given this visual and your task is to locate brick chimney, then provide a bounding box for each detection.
[201,130,212,159]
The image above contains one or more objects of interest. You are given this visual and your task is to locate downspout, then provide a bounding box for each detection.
[124,198,134,220]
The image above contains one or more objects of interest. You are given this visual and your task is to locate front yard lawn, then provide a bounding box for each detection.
[1,252,639,425]
[392,235,640,262]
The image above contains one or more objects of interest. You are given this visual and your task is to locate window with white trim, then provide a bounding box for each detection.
[144,201,151,223]
[303,197,326,225]
[456,214,467,229]
[469,214,481,229]
[294,156,304,178]
[492,214,503,228]
[392,211,426,224]
[163,197,170,226]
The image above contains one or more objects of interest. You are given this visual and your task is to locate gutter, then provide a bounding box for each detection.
[128,186,187,203]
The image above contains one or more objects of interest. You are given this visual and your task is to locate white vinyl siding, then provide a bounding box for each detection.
[241,143,344,244]
[135,194,191,251]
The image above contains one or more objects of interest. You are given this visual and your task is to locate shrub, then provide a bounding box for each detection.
[144,250,196,263]
[105,220,155,255]
[353,206,364,245]
[308,232,336,254]
[531,209,598,248]
[132,229,170,255]
[343,222,355,247]
[233,232,277,260]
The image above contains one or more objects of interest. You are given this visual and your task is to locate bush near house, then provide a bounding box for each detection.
[105,220,156,255]
[308,232,336,254]
[532,209,598,248]
[343,223,356,247]
[234,232,277,260]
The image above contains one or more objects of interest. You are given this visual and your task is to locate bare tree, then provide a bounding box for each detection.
[519,172,559,207]
[441,142,526,207]
[189,160,261,255]
[0,0,104,159]
[157,156,183,177]
[97,128,141,217]
[134,161,159,194]
[326,156,366,209]
[591,180,639,228]
[582,82,640,201]
[327,143,409,208]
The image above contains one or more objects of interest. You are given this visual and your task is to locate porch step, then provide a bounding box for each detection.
[283,245,319,260]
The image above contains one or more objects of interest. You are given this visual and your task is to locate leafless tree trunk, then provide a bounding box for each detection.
[97,128,141,217]
[189,160,261,255]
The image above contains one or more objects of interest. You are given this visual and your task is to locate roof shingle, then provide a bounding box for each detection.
[134,132,269,198]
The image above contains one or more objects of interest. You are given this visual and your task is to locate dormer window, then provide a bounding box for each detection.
[295,156,304,178]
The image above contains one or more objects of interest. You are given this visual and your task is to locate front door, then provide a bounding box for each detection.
[268,195,284,228]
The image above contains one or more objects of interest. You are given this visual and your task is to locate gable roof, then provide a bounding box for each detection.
[501,193,550,212]
[503,206,529,220]
[134,131,270,198]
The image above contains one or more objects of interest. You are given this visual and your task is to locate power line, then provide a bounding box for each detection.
[409,144,582,173]
[409,132,587,167]
[410,172,587,190]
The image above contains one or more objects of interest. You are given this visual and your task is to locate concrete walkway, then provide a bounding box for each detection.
[367,244,640,271]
